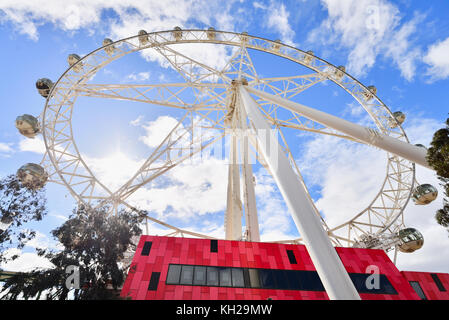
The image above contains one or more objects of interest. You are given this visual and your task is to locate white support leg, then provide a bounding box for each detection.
[246,86,432,170]
[237,103,260,242]
[225,128,243,240]
[239,86,360,300]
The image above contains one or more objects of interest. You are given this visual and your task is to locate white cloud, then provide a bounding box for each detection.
[309,0,423,80]
[265,2,296,45]
[138,115,183,148]
[423,36,449,81]
[0,249,54,272]
[18,137,46,154]
[125,71,150,82]
[0,142,13,155]
[129,115,144,127]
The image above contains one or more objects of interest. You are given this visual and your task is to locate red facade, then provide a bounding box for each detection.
[120,235,448,300]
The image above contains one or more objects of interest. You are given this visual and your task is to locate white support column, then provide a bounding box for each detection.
[237,103,260,242]
[246,86,432,170]
[239,86,360,300]
[225,126,243,240]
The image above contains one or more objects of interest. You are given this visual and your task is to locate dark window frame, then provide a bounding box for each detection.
[409,281,427,300]
[141,241,152,256]
[286,250,297,264]
[164,263,398,295]
[430,273,447,292]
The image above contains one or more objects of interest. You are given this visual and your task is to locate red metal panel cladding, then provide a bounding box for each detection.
[120,235,447,300]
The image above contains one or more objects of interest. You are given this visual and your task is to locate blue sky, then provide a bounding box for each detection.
[0,0,449,275]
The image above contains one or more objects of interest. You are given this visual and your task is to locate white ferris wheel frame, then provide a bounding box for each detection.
[38,29,420,254]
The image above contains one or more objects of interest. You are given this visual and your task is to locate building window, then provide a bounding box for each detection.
[148,272,160,291]
[286,250,297,264]
[231,268,245,287]
[193,266,207,286]
[409,281,427,300]
[180,265,194,285]
[165,263,397,295]
[430,274,446,292]
[219,267,232,287]
[166,265,181,285]
[141,241,152,256]
[210,240,218,253]
[206,267,219,286]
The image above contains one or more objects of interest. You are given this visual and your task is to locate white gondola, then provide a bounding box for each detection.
[412,184,438,205]
[397,228,424,253]
[362,85,377,101]
[103,38,115,56]
[240,31,248,43]
[173,27,183,41]
[36,78,53,98]
[16,163,48,190]
[68,54,83,72]
[302,51,314,64]
[389,111,406,128]
[206,27,216,40]
[334,66,346,80]
[138,30,149,46]
[272,39,281,52]
[15,114,40,138]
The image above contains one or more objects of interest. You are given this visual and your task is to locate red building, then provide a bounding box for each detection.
[120,235,449,300]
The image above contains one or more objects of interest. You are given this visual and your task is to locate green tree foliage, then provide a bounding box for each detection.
[426,117,449,229]
[0,205,142,300]
[0,174,47,264]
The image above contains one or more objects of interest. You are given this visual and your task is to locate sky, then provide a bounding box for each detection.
[0,0,449,276]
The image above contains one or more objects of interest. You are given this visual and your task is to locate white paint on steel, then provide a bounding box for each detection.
[239,85,360,300]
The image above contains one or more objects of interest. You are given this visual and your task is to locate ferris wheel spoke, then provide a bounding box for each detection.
[256,73,326,99]
[152,44,231,84]
[221,45,258,82]
[74,82,226,111]
[115,109,226,201]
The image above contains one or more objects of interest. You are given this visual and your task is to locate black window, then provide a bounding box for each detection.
[141,241,152,256]
[430,274,446,292]
[210,240,218,253]
[286,250,297,264]
[207,267,219,286]
[193,266,207,285]
[272,270,289,290]
[180,265,194,285]
[296,270,325,291]
[166,265,181,284]
[219,267,232,287]
[232,268,245,287]
[259,269,276,289]
[248,269,260,288]
[409,281,427,300]
[243,268,251,288]
[148,272,160,291]
[349,273,397,295]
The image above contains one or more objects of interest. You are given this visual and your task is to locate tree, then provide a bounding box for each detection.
[0,174,47,264]
[0,205,143,300]
[426,116,449,230]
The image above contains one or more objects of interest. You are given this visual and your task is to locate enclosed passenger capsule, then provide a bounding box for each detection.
[412,184,438,205]
[15,114,40,138]
[302,51,314,64]
[207,27,216,40]
[240,31,248,43]
[397,228,424,253]
[36,78,53,98]
[272,39,281,52]
[16,163,48,190]
[68,54,83,72]
[173,26,183,41]
[389,111,406,128]
[334,66,346,80]
[103,38,115,56]
[362,85,377,101]
[138,30,149,46]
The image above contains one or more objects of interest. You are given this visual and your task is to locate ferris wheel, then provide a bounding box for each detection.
[14,28,438,299]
